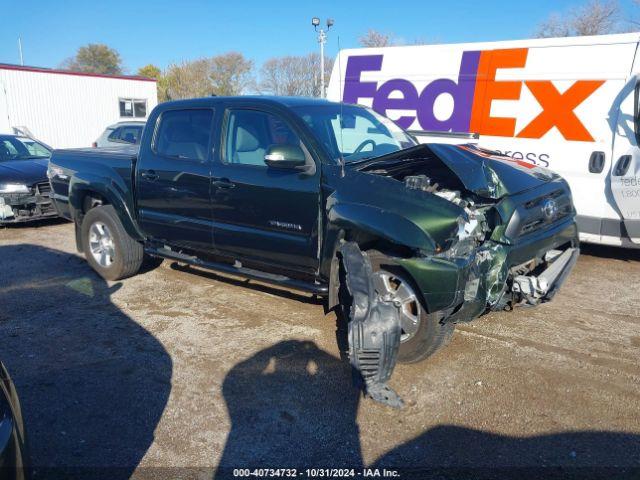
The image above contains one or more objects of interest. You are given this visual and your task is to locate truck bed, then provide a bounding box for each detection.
[48,146,139,223]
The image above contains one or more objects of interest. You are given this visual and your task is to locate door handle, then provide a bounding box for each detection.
[614,155,632,176]
[212,178,236,189]
[588,151,605,173]
[140,170,159,181]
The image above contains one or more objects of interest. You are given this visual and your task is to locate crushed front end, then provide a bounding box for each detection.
[396,179,580,324]
[0,181,57,224]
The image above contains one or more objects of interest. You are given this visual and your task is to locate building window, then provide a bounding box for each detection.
[119,98,147,118]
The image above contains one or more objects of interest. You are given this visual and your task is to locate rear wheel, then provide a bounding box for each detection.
[81,205,143,281]
[367,251,455,364]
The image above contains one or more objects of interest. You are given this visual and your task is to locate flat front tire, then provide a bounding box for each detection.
[81,205,143,281]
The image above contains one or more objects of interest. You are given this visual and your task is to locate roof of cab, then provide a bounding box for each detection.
[155,95,338,109]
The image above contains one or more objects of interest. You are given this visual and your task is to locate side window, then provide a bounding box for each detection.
[108,128,121,141]
[155,109,213,161]
[24,141,50,157]
[1,140,19,156]
[224,110,301,166]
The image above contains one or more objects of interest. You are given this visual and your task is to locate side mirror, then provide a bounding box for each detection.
[264,144,306,169]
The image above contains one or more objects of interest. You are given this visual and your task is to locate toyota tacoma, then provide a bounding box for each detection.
[48,97,579,406]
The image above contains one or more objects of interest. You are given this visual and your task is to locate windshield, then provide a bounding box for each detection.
[293,104,416,163]
[0,136,51,162]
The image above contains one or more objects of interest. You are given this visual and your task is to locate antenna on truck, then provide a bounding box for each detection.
[338,36,345,178]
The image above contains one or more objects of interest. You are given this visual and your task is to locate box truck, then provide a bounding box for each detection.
[327,32,640,248]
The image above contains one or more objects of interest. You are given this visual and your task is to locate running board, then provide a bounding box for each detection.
[145,246,328,296]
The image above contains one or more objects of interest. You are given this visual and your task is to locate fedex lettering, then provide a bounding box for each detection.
[342,48,605,142]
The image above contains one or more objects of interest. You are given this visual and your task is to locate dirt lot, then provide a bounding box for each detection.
[1,219,639,478]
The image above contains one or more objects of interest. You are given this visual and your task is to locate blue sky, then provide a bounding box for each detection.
[1,0,637,74]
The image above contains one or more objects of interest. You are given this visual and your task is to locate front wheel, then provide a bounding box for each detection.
[367,251,455,364]
[81,205,143,281]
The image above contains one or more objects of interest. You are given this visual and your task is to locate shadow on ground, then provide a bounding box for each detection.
[0,244,172,480]
[216,341,640,480]
[0,217,69,230]
[580,242,640,262]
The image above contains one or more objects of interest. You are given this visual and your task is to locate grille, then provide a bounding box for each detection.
[518,189,572,237]
[504,187,573,239]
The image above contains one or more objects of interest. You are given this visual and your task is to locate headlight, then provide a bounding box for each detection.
[0,184,29,194]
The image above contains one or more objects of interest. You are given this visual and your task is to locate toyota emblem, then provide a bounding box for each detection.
[542,199,558,220]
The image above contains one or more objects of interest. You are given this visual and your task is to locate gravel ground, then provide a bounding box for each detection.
[1,219,639,479]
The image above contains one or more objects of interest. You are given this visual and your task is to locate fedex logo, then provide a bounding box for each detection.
[343,48,604,142]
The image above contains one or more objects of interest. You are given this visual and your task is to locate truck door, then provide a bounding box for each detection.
[211,107,320,274]
[136,107,216,251]
[610,77,640,244]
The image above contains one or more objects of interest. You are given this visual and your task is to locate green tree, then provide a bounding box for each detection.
[137,64,169,102]
[62,44,123,75]
[137,64,162,80]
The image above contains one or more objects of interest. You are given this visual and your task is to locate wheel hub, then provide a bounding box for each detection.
[374,271,421,343]
[88,221,115,267]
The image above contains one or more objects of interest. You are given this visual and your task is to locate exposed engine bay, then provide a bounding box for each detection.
[363,157,497,256]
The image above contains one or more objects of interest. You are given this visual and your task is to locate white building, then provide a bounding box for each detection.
[0,64,158,148]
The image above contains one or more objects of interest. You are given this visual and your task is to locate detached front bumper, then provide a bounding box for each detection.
[396,219,579,323]
[512,247,579,305]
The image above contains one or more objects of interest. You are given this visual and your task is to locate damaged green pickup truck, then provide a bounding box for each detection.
[48,97,579,406]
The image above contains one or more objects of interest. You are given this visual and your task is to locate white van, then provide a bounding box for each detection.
[327,32,640,248]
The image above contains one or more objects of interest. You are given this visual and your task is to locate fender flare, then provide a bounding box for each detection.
[68,174,144,241]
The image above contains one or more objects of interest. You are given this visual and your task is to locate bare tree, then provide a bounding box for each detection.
[535,0,621,37]
[163,59,214,100]
[162,53,254,100]
[209,52,254,96]
[259,54,333,97]
[358,29,395,47]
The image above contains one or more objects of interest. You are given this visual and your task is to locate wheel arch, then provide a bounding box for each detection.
[324,224,434,315]
[69,177,144,252]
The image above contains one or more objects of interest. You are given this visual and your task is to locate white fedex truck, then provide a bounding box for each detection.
[327,33,640,248]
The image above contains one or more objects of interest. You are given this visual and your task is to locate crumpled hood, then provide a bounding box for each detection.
[0,159,49,185]
[357,144,558,199]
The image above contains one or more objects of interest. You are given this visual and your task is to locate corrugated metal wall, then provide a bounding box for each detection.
[0,67,158,148]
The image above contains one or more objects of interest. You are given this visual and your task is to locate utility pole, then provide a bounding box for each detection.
[17,37,24,66]
[311,17,334,98]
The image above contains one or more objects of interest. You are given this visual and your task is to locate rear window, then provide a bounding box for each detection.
[108,126,143,144]
[154,109,213,161]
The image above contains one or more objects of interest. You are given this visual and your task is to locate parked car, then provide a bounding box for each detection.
[93,121,145,148]
[48,97,579,404]
[0,361,28,480]
[0,134,56,224]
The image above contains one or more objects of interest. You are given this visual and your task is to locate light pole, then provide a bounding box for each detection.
[17,37,24,66]
[312,17,333,98]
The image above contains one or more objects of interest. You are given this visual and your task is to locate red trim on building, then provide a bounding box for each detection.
[0,63,157,82]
